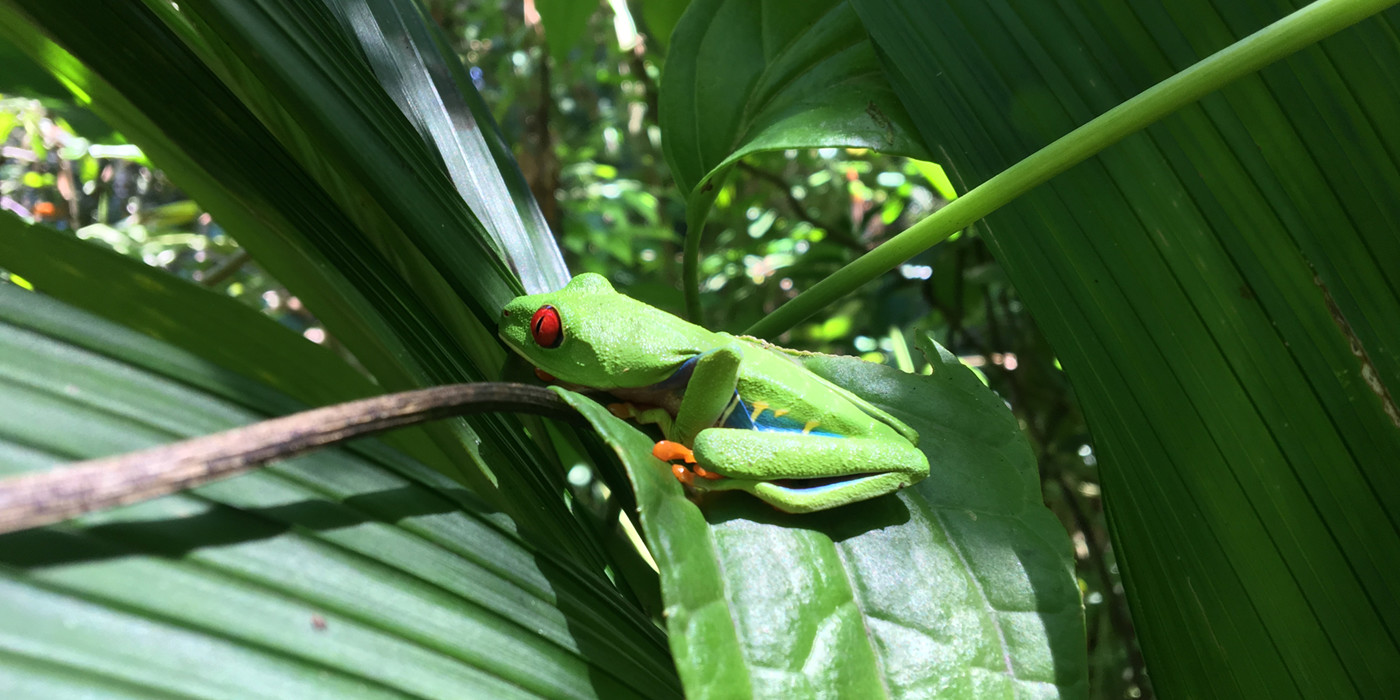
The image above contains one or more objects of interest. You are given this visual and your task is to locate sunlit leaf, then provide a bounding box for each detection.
[557,334,1083,697]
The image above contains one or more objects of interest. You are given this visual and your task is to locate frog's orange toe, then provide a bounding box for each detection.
[652,440,696,464]
[671,463,695,486]
[692,465,724,481]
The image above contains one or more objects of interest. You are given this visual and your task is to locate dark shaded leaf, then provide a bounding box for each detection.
[0,0,616,568]
[853,0,1400,695]
[0,214,467,477]
[0,284,681,699]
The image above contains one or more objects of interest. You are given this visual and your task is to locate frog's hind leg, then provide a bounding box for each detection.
[690,428,928,513]
[743,471,919,513]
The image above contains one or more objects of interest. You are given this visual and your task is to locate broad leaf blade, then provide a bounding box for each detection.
[557,340,1083,697]
[0,216,373,409]
[551,389,752,697]
[853,0,1400,695]
[0,214,464,478]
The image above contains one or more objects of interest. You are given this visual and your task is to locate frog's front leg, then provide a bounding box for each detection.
[669,343,744,444]
[612,344,740,445]
[608,402,675,436]
[688,429,929,513]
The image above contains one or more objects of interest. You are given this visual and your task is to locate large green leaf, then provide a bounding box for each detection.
[0,1,494,487]
[846,0,1400,695]
[0,282,681,698]
[558,335,1083,697]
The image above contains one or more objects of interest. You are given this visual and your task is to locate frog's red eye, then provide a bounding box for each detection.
[530,305,563,348]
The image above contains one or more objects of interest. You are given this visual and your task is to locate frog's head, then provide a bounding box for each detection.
[498,273,709,389]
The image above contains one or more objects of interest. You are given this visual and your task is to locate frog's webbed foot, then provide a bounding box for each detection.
[651,439,694,463]
[652,440,723,486]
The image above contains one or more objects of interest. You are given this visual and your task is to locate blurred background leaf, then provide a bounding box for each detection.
[535,0,597,65]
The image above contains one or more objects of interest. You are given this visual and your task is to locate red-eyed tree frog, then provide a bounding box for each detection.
[498,274,930,513]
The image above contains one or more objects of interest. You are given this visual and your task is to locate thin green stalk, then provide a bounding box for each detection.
[683,201,705,321]
[682,180,721,321]
[745,0,1398,338]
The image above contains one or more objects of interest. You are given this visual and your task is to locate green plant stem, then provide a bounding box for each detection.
[683,202,704,321]
[683,180,721,321]
[745,0,1398,338]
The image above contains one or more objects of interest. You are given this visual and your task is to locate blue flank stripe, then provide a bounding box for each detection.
[659,356,845,439]
[721,396,843,438]
[770,473,884,496]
